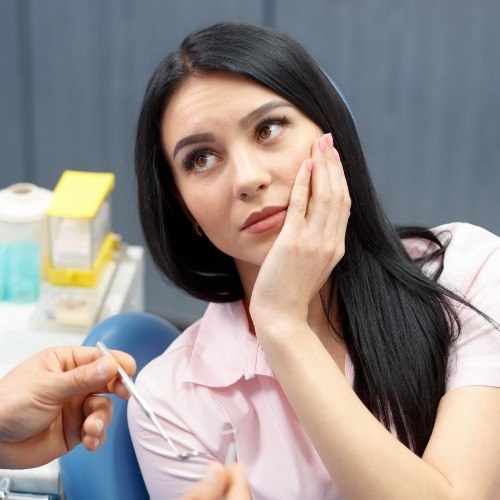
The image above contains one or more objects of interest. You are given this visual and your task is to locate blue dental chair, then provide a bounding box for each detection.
[59,312,181,500]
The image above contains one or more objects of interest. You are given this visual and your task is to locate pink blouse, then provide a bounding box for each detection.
[128,222,500,499]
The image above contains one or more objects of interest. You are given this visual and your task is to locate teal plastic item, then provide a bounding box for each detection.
[6,241,40,303]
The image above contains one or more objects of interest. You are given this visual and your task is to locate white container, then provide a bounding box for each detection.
[0,183,54,279]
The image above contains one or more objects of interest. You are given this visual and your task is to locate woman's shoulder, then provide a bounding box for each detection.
[402,222,499,293]
[133,300,242,393]
[134,317,204,391]
[433,222,499,293]
[433,221,499,257]
[403,222,498,256]
[129,312,227,436]
[432,223,500,392]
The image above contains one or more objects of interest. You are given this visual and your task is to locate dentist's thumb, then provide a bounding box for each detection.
[53,356,120,400]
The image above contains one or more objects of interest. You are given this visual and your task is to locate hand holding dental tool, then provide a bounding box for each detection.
[96,341,200,460]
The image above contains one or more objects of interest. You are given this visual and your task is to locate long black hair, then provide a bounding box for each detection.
[135,22,493,456]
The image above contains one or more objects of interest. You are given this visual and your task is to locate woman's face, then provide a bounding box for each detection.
[161,72,322,267]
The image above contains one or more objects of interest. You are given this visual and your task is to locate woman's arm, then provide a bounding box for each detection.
[250,135,500,499]
[127,349,229,500]
[258,320,500,499]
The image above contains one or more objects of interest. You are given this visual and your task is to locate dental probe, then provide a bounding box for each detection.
[224,442,237,468]
[96,341,200,460]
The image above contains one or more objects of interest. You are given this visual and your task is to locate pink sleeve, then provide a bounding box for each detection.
[438,223,500,392]
[127,346,228,500]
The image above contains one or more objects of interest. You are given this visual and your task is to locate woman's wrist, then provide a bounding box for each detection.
[253,315,311,344]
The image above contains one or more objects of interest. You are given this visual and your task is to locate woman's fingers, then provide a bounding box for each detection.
[285,133,349,254]
[324,140,349,238]
[333,166,351,261]
[305,133,348,261]
[307,135,333,233]
[284,157,314,229]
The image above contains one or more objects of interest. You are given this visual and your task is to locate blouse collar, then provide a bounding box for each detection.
[183,300,275,388]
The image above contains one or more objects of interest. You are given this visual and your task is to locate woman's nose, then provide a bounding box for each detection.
[231,151,272,200]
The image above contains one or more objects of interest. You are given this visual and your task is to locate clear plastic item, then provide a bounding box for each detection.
[49,199,111,269]
[31,257,118,331]
[34,286,101,328]
[5,242,40,303]
[45,171,116,287]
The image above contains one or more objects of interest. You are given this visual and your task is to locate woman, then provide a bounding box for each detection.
[129,22,500,499]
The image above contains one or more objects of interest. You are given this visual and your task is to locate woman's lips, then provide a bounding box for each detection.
[242,209,287,234]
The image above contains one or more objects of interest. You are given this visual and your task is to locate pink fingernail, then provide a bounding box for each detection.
[319,136,327,154]
[326,133,334,149]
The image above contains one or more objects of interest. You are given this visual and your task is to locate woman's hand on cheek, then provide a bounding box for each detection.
[249,133,351,334]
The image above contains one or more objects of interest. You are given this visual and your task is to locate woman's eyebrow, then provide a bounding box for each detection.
[173,133,215,159]
[172,101,293,159]
[238,100,293,129]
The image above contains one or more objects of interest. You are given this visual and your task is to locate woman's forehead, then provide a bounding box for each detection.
[169,72,284,113]
[161,72,291,143]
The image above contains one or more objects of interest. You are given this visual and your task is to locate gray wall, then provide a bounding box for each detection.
[1,0,499,327]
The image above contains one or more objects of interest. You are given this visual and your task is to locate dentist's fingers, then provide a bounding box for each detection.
[180,462,229,499]
[82,429,107,451]
[82,395,113,439]
[284,157,314,229]
[180,462,252,500]
[81,395,113,451]
[49,347,136,401]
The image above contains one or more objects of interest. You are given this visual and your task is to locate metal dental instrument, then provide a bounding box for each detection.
[96,341,200,460]
[222,426,237,468]
[224,442,237,468]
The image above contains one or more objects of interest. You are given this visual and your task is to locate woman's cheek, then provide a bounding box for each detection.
[282,143,314,183]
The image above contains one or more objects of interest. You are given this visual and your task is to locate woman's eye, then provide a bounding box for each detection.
[256,118,290,142]
[183,150,218,172]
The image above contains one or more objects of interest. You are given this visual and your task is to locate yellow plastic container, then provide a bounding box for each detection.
[46,170,117,287]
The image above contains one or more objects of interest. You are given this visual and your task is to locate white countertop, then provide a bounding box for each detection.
[0,245,143,376]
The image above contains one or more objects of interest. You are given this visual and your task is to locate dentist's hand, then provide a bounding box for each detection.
[0,346,136,469]
[250,133,351,331]
[181,462,252,500]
